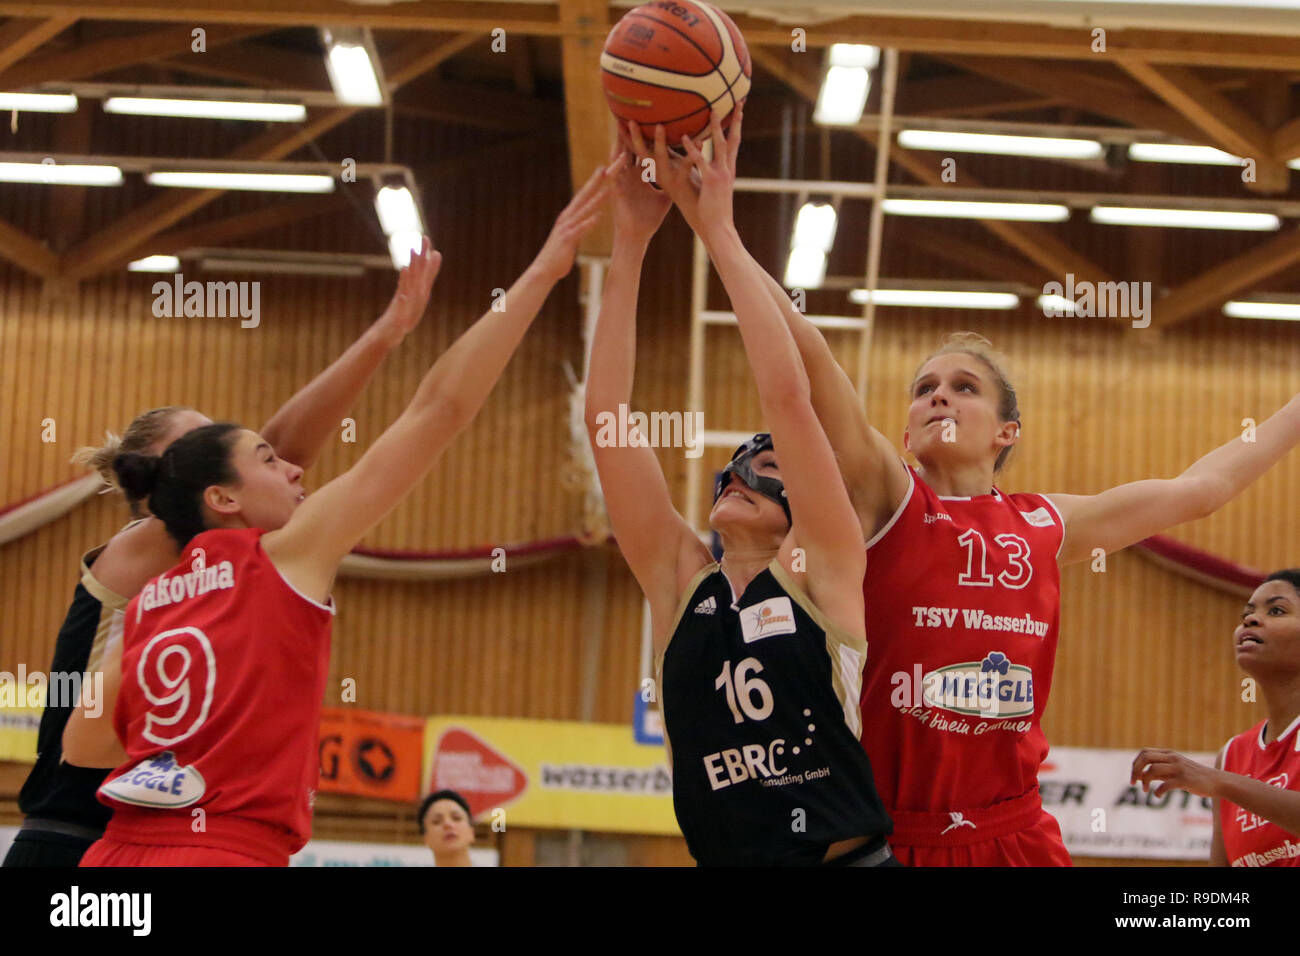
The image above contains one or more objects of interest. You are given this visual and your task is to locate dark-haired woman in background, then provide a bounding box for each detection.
[1132,570,1300,867]
[61,175,607,866]
[3,249,441,869]
[418,790,476,867]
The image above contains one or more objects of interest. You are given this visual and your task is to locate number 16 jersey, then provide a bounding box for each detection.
[657,558,892,865]
[860,465,1066,814]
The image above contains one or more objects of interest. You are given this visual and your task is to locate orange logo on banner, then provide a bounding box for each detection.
[428,727,528,818]
[318,708,424,802]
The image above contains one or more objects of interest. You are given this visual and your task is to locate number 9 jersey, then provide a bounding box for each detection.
[94,527,334,866]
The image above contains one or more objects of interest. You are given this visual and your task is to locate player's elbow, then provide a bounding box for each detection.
[1181,474,1231,521]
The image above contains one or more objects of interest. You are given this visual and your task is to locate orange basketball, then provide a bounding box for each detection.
[600,0,752,145]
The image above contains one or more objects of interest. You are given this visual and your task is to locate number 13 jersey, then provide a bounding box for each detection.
[98,528,334,860]
[860,465,1066,814]
[657,558,891,865]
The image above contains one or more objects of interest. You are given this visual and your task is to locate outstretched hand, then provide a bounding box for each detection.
[531,166,611,282]
[374,237,442,348]
[1131,748,1222,799]
[625,106,744,243]
[609,126,671,246]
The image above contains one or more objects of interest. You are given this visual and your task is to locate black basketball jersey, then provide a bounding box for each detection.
[17,544,126,829]
[657,558,891,865]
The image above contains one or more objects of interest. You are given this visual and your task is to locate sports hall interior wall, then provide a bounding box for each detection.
[1,106,1295,866]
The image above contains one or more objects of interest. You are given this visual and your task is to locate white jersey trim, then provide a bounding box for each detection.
[1258,712,1300,751]
[1038,494,1068,561]
[865,462,915,550]
[272,562,337,615]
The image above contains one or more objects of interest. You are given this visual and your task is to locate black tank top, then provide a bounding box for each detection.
[657,558,891,865]
[17,545,126,829]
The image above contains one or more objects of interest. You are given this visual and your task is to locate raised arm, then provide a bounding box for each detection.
[265,173,609,602]
[629,118,904,540]
[584,141,708,620]
[665,112,865,605]
[1050,394,1300,565]
[63,624,126,768]
[751,264,909,535]
[258,250,438,469]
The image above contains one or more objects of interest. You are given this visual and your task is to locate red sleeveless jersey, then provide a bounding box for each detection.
[98,527,334,862]
[861,465,1065,814]
[1219,715,1300,867]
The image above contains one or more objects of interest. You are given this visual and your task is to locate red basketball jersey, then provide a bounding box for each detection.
[1219,715,1300,867]
[861,465,1065,813]
[98,527,333,860]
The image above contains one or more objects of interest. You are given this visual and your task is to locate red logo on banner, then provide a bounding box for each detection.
[428,727,528,818]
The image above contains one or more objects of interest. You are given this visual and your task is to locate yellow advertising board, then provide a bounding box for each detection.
[0,706,41,763]
[422,716,679,836]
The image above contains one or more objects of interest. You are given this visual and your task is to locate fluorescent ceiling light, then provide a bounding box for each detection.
[1127,142,1242,165]
[0,92,77,113]
[1090,206,1280,230]
[1223,300,1300,321]
[375,184,423,235]
[792,202,837,251]
[899,129,1103,160]
[882,198,1070,222]
[104,97,306,122]
[325,42,383,106]
[1038,294,1079,315]
[388,231,423,270]
[813,46,877,127]
[828,44,879,69]
[146,171,335,193]
[128,254,180,273]
[0,161,121,185]
[814,68,870,126]
[784,247,827,289]
[850,289,1020,309]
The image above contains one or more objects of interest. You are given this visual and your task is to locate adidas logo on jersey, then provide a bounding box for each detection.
[694,596,717,615]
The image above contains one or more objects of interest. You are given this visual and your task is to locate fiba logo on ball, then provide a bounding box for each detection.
[600,0,752,144]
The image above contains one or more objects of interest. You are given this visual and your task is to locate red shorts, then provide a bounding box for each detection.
[888,787,1073,867]
[80,839,274,867]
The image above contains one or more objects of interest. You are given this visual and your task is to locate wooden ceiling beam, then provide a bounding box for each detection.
[1118,59,1290,192]
[156,42,328,90]
[58,32,480,281]
[940,55,1207,144]
[0,15,76,73]
[0,216,60,277]
[7,3,1300,69]
[1152,228,1300,329]
[558,0,612,256]
[0,22,265,88]
[394,81,562,132]
[751,46,1113,291]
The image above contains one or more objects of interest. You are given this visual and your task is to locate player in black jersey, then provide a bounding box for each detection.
[585,112,895,865]
[3,246,441,867]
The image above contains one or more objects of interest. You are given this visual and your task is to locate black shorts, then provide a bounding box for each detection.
[3,828,99,868]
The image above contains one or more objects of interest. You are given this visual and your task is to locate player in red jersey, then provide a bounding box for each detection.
[755,318,1300,865]
[61,174,609,866]
[6,236,442,869]
[1133,569,1300,867]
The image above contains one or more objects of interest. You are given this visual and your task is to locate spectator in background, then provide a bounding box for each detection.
[419,790,476,867]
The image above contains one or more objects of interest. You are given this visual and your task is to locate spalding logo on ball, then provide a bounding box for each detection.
[600,0,752,144]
